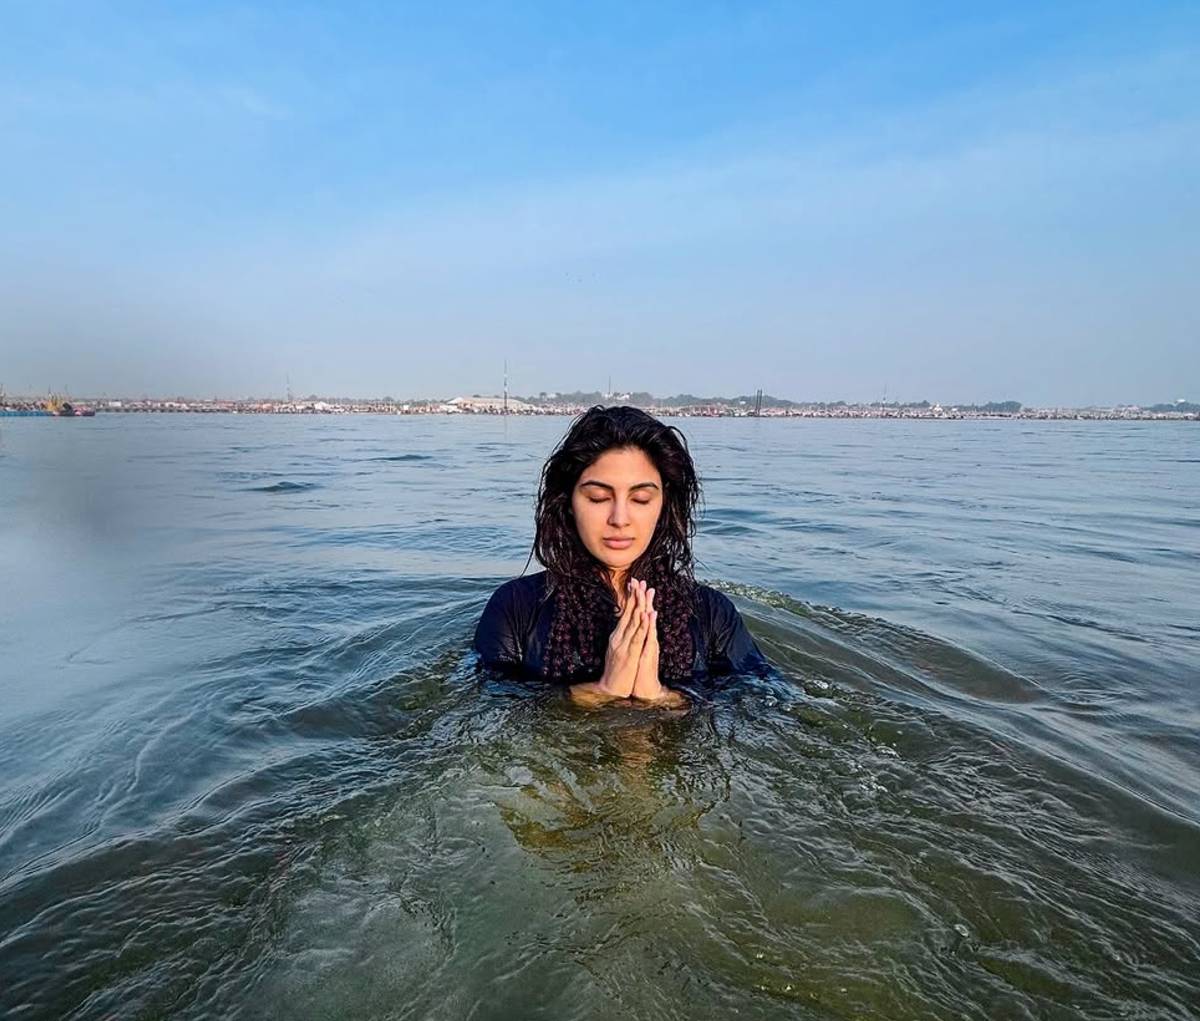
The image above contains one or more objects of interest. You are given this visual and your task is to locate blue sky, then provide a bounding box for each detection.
[1,2,1196,404]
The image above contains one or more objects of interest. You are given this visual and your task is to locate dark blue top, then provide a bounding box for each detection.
[473,571,768,689]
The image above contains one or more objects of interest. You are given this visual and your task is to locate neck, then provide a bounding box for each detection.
[607,567,629,603]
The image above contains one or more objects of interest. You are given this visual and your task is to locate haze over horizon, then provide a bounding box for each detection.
[1,3,1197,406]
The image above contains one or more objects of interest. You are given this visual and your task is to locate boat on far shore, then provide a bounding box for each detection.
[0,393,96,417]
[52,400,96,417]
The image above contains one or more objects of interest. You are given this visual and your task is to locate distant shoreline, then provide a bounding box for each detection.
[2,400,1195,422]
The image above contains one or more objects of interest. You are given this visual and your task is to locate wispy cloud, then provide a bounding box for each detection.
[216,85,290,121]
[0,79,291,122]
[245,43,1198,286]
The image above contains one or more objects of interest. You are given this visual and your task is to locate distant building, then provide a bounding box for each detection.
[446,395,538,413]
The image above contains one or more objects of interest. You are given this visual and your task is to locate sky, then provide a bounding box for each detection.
[0,1,1197,406]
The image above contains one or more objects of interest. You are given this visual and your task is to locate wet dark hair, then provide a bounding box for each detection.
[532,405,701,680]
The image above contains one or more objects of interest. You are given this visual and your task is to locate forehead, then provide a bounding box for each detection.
[578,446,661,485]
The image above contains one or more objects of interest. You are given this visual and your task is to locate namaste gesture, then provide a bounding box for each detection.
[569,578,688,709]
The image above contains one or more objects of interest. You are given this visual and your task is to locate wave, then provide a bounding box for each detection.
[245,481,321,493]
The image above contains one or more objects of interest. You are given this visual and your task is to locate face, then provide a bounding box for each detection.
[571,446,664,575]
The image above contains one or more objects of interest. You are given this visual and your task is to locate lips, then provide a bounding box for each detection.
[602,537,635,549]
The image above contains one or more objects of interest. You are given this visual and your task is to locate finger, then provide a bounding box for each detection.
[639,609,659,662]
[622,580,645,636]
[627,601,649,651]
[641,609,657,655]
[612,579,637,643]
[631,585,652,650]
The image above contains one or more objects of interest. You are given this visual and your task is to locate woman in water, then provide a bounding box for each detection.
[474,405,767,708]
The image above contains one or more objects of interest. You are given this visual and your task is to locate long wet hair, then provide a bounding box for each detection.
[532,405,701,680]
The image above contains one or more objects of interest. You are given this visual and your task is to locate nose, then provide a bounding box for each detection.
[607,496,631,529]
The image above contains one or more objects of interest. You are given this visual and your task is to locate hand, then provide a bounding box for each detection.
[630,580,660,700]
[631,583,689,709]
[568,579,649,706]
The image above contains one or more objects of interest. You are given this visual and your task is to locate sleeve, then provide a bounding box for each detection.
[706,589,770,675]
[473,581,525,669]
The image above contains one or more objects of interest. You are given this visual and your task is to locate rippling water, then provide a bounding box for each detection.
[1,414,1197,1020]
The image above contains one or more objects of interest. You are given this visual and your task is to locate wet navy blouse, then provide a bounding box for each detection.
[473,571,768,689]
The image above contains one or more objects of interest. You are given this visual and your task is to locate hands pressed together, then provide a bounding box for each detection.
[569,578,689,709]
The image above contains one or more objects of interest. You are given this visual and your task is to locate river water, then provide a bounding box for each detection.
[1,414,1197,1020]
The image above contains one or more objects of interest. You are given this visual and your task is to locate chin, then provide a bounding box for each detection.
[593,547,643,571]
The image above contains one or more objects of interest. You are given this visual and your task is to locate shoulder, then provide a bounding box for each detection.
[691,582,769,675]
[691,583,743,652]
[478,571,551,627]
[692,583,739,624]
[485,571,549,610]
[475,571,549,666]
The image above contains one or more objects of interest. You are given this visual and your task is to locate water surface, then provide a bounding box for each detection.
[1,415,1197,1019]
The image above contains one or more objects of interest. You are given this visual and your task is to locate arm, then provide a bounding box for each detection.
[473,581,525,670]
[706,589,769,675]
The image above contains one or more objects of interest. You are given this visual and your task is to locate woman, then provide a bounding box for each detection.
[474,405,768,707]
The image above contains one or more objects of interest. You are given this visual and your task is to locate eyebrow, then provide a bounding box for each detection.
[579,480,660,493]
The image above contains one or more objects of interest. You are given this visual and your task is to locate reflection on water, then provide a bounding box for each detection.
[1,415,1198,1019]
